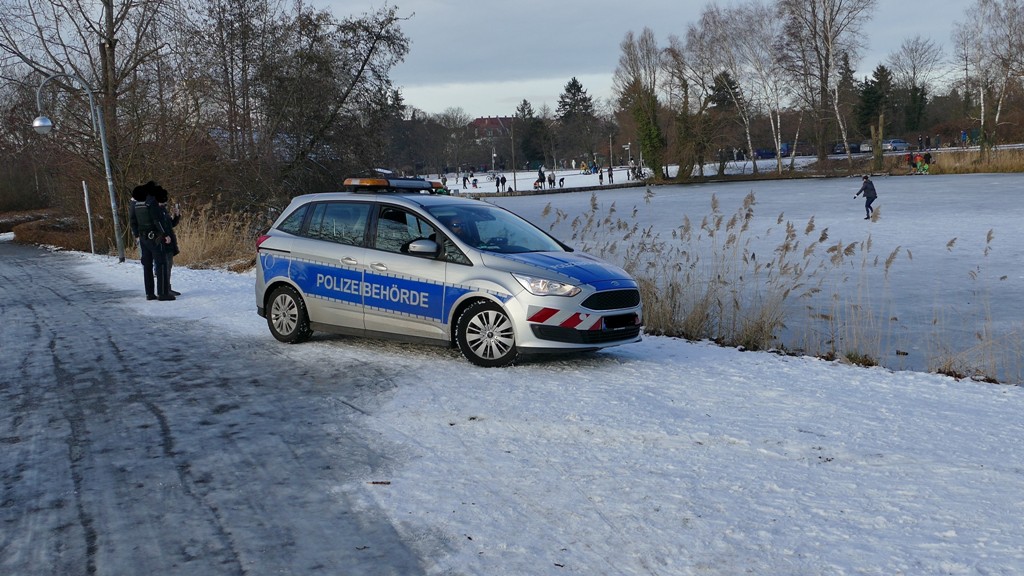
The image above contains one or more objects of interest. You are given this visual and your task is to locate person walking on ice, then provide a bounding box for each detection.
[854,174,877,220]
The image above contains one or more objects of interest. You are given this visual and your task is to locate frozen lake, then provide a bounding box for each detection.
[490,172,1024,383]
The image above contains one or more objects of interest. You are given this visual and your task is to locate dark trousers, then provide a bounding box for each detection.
[139,238,156,296]
[140,237,170,297]
[865,197,876,216]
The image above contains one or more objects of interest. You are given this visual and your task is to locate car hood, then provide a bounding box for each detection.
[481,251,637,290]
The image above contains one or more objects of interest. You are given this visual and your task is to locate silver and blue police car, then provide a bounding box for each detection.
[255,175,643,367]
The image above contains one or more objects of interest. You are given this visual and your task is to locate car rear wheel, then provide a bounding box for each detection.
[267,285,313,343]
[456,300,519,367]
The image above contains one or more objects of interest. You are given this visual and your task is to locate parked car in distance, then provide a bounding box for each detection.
[779,141,816,156]
[832,141,861,154]
[860,140,873,153]
[883,138,911,151]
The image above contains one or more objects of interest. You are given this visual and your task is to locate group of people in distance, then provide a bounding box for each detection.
[906,151,933,175]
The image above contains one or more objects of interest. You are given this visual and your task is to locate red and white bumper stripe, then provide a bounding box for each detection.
[527,306,603,330]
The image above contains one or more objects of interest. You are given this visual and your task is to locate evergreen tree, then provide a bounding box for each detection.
[556,77,595,122]
[835,53,861,140]
[516,99,536,119]
[556,78,599,164]
[515,99,546,167]
[710,71,741,110]
[904,84,928,132]
[855,65,894,136]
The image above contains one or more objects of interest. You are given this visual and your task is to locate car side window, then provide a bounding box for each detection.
[374,206,437,255]
[308,202,369,246]
[277,204,309,235]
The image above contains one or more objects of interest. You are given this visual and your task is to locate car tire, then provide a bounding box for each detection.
[456,300,519,367]
[267,285,313,343]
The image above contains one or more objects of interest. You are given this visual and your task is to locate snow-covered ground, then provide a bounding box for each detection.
[6,171,1024,575]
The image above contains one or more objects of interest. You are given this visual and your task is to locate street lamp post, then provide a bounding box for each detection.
[33,72,125,262]
[510,121,517,191]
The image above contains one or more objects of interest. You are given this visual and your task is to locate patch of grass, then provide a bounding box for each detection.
[843,351,878,368]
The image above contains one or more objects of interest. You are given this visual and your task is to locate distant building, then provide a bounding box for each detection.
[469,116,513,139]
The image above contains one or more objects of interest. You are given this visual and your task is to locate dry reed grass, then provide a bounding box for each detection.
[126,203,265,272]
[541,190,1020,384]
[546,190,841,352]
[922,147,1024,175]
[925,230,1019,383]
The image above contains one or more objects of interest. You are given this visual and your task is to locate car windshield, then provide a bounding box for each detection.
[426,203,565,254]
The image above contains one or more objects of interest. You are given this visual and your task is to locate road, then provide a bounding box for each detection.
[0,241,425,575]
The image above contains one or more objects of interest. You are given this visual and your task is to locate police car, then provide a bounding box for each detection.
[255,175,642,367]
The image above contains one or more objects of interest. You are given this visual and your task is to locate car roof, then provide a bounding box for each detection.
[287,191,481,210]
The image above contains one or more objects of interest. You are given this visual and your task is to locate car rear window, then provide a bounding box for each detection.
[277,204,309,235]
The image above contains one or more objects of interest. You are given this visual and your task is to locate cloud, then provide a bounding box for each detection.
[399,73,615,118]
[312,0,966,116]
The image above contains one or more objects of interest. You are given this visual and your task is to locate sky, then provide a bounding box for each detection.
[5,165,1024,573]
[311,0,966,118]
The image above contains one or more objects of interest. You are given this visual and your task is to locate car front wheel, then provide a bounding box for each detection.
[456,300,519,367]
[267,285,313,343]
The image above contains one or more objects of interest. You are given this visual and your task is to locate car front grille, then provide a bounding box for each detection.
[581,289,641,311]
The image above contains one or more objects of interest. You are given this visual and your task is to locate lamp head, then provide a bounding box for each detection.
[32,115,53,135]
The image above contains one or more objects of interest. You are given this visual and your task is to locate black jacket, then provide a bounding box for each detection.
[130,196,168,239]
[856,180,877,199]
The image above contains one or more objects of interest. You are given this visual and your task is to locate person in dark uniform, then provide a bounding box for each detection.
[129,181,175,300]
[854,175,878,220]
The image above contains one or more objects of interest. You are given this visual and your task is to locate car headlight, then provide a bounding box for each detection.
[512,273,581,297]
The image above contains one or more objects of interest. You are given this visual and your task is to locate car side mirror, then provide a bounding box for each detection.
[407,238,440,257]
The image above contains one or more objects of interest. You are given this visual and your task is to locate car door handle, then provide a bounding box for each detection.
[370,262,388,272]
[340,256,358,266]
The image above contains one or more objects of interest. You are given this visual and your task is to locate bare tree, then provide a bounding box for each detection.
[714,0,793,174]
[974,0,1024,153]
[437,106,472,173]
[613,28,665,179]
[949,0,1022,159]
[888,35,946,92]
[0,0,175,242]
[660,23,720,178]
[742,1,796,171]
[777,0,876,160]
[887,35,945,133]
[182,0,284,161]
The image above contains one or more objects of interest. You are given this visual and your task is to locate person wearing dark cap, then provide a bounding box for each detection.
[129,181,175,300]
[854,175,878,220]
